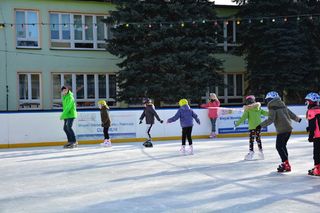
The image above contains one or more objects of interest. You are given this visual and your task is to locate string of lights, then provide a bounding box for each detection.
[0,13,319,29]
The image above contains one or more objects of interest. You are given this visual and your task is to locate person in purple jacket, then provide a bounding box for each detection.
[167,99,200,155]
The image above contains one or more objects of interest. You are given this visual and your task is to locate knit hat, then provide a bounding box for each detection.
[179,99,188,107]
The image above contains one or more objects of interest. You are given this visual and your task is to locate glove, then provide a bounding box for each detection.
[197,120,200,125]
[298,118,302,123]
[101,124,104,127]
[306,127,310,132]
[308,137,314,142]
[256,125,262,131]
[160,120,164,124]
[139,120,142,124]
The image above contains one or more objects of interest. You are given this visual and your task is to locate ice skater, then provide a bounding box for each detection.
[256,91,301,172]
[167,99,200,155]
[201,93,220,138]
[234,95,268,160]
[139,98,163,147]
[304,93,320,176]
[60,86,78,149]
[98,100,112,147]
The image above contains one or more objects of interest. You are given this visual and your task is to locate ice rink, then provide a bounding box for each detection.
[0,135,319,213]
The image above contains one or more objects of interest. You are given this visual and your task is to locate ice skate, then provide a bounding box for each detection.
[63,142,78,149]
[100,139,112,147]
[277,161,291,172]
[308,164,320,176]
[180,145,186,155]
[244,151,254,160]
[143,139,153,148]
[187,145,194,155]
[209,132,216,138]
[257,149,264,160]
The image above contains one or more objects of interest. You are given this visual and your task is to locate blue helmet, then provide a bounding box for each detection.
[305,92,320,102]
[265,91,280,99]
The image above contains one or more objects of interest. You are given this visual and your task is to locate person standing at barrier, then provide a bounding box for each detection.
[200,93,220,138]
[98,100,112,147]
[234,95,268,160]
[167,99,200,155]
[60,86,78,149]
[304,93,320,176]
[256,91,301,173]
[139,98,163,148]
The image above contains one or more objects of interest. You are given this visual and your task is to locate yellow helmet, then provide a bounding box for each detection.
[97,100,107,106]
[179,99,188,107]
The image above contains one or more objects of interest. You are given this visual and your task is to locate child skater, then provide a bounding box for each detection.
[201,93,220,138]
[305,93,320,176]
[234,95,268,160]
[98,100,112,147]
[139,98,163,148]
[167,99,200,155]
[256,91,301,172]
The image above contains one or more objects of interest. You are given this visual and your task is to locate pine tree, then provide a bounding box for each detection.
[106,0,223,105]
[234,0,320,103]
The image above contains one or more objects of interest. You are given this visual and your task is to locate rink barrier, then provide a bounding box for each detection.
[0,131,308,149]
[0,106,308,149]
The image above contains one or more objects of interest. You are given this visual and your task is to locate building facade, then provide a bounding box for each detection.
[0,1,245,111]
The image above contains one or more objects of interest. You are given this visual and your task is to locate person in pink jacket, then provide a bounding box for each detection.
[201,93,220,138]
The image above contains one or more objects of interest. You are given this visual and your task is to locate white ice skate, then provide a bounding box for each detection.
[180,145,186,155]
[187,145,194,155]
[244,151,254,160]
[257,150,264,160]
[100,139,112,147]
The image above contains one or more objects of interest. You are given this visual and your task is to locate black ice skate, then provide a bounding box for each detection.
[143,139,153,148]
[63,142,78,149]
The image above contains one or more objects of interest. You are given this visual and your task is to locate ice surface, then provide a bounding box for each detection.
[0,135,319,213]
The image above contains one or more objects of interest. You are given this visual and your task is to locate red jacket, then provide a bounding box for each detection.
[201,100,220,119]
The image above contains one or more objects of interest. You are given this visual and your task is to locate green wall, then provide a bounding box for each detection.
[0,0,118,110]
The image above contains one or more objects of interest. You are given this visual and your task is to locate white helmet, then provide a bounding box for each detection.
[305,92,320,102]
[265,91,279,99]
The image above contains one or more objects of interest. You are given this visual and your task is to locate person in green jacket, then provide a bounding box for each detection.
[234,95,268,160]
[60,86,78,148]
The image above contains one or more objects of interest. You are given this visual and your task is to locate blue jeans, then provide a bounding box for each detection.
[63,118,76,143]
[210,118,217,132]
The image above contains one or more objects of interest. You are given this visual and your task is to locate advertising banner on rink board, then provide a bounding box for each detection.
[217,107,268,134]
[77,111,137,140]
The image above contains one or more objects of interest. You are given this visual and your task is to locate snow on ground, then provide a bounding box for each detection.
[0,135,319,213]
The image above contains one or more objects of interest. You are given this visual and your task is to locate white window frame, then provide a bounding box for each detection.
[15,10,40,49]
[18,73,42,109]
[52,73,117,109]
[49,12,108,50]
[210,73,244,105]
[217,19,239,52]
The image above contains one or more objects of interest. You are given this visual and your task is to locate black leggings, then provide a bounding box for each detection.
[249,129,262,151]
[104,127,110,140]
[276,132,291,162]
[182,126,193,146]
[313,140,320,165]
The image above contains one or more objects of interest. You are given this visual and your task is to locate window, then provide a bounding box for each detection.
[209,73,244,105]
[217,19,239,52]
[16,10,40,48]
[18,73,41,109]
[52,73,117,108]
[49,12,108,49]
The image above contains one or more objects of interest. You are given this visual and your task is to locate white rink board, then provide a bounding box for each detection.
[0,105,308,145]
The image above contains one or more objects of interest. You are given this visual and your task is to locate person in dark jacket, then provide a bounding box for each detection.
[139,98,163,147]
[256,91,301,173]
[98,100,112,147]
[167,99,200,155]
